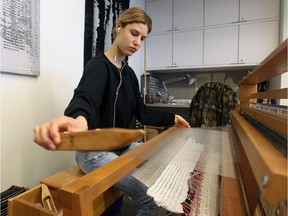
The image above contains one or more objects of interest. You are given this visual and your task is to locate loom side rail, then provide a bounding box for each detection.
[231,111,287,205]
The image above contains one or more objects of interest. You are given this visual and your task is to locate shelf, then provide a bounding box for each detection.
[147,63,257,74]
[250,88,288,99]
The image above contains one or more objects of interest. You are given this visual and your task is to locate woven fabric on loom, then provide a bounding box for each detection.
[146,138,204,213]
[182,150,220,216]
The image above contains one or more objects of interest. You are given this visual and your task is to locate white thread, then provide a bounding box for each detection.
[131,128,235,215]
[147,138,204,213]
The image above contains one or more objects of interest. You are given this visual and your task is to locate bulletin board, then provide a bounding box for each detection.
[0,0,40,76]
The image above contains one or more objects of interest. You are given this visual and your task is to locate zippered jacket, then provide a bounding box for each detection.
[64,54,175,129]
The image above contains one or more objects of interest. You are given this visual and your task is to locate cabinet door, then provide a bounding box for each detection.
[174,0,204,30]
[239,20,280,64]
[146,0,173,34]
[204,26,238,65]
[240,0,280,21]
[204,0,239,26]
[173,30,203,67]
[146,34,173,69]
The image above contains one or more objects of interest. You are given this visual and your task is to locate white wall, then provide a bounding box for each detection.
[0,0,84,190]
[0,0,145,191]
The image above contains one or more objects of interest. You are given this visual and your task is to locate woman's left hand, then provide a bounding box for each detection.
[174,115,191,128]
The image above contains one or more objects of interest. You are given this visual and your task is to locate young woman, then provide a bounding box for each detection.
[33,7,190,216]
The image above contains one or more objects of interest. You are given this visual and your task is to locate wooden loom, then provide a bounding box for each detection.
[8,127,242,216]
[8,39,287,216]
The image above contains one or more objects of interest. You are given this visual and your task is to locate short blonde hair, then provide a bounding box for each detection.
[112,7,152,39]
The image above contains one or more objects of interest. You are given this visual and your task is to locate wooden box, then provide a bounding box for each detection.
[8,185,61,216]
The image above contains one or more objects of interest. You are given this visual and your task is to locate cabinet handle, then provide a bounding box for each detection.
[240,17,247,22]
[231,20,247,24]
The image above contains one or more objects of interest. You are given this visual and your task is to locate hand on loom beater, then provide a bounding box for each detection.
[33,115,88,150]
[33,115,145,151]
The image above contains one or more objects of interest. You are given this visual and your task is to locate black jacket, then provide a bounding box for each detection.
[64,54,175,129]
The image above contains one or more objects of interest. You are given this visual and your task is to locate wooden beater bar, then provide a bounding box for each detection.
[58,128,145,151]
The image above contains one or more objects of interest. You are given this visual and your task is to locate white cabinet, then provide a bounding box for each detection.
[146,0,173,34]
[145,0,280,70]
[146,0,203,34]
[205,0,280,25]
[204,0,239,26]
[173,30,203,67]
[239,20,280,63]
[240,0,281,21]
[146,30,203,69]
[146,34,172,68]
[145,0,204,69]
[204,26,238,65]
[204,20,280,65]
[173,0,204,30]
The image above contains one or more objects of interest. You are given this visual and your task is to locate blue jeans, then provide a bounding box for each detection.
[75,142,161,216]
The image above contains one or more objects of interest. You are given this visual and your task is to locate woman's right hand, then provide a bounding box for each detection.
[33,115,88,150]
